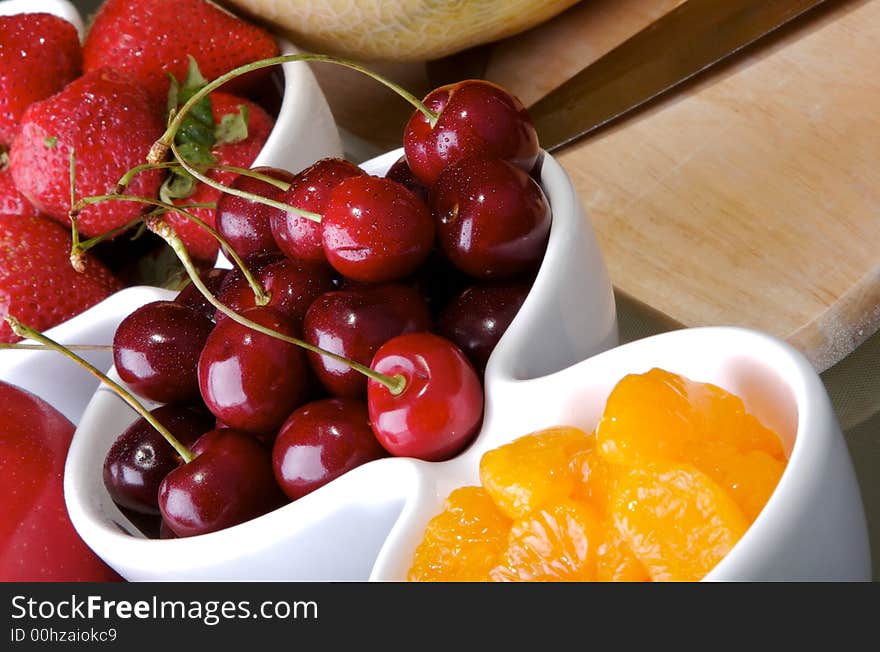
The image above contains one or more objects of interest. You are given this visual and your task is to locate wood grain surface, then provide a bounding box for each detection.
[315,0,880,371]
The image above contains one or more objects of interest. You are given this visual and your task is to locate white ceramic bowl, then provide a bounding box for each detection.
[62,149,621,581]
[0,0,341,424]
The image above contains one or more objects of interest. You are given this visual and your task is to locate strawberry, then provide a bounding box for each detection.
[165,91,274,262]
[9,67,166,238]
[0,213,120,343]
[0,13,81,146]
[83,0,279,104]
[0,152,38,219]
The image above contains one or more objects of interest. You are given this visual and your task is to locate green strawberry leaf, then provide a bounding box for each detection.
[215,105,250,145]
[161,56,217,203]
[130,241,190,291]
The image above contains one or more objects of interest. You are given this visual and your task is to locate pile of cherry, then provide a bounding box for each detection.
[99,71,551,540]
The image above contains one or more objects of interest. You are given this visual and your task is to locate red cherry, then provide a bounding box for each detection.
[215,166,295,259]
[174,267,229,322]
[198,306,310,434]
[367,333,483,461]
[272,398,386,500]
[385,155,429,203]
[271,157,365,264]
[303,284,432,398]
[322,176,434,283]
[113,300,214,404]
[437,281,530,375]
[214,256,334,331]
[103,404,212,515]
[404,79,539,185]
[431,156,551,279]
[158,428,286,537]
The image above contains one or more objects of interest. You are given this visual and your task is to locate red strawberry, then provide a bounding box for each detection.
[9,67,165,238]
[83,0,279,103]
[0,213,120,343]
[0,159,39,219]
[0,13,81,145]
[166,92,274,262]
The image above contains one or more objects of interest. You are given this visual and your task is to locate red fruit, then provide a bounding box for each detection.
[404,79,539,186]
[159,428,285,538]
[216,166,295,259]
[0,12,81,145]
[303,284,432,398]
[272,398,386,500]
[198,307,311,434]
[0,213,119,343]
[9,67,165,237]
[322,176,434,283]
[166,92,274,263]
[0,381,121,581]
[367,333,483,461]
[431,156,551,279]
[0,163,39,218]
[271,157,366,265]
[83,0,279,102]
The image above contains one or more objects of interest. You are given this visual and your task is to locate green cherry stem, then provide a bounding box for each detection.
[69,194,269,306]
[116,162,291,195]
[0,343,111,351]
[150,53,437,165]
[5,316,195,463]
[146,215,407,396]
[169,140,321,223]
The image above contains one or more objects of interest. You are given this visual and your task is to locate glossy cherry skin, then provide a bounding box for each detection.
[385,155,428,203]
[367,333,483,461]
[431,156,551,279]
[198,307,310,434]
[272,398,386,500]
[404,79,539,185]
[103,404,213,515]
[0,381,121,580]
[158,429,286,538]
[271,157,365,264]
[216,166,295,259]
[303,284,432,398]
[113,300,215,404]
[322,176,435,283]
[214,256,334,331]
[438,282,530,375]
[174,267,228,322]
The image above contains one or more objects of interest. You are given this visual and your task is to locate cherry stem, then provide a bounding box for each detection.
[169,140,322,223]
[150,53,437,166]
[5,316,195,464]
[69,194,270,307]
[116,162,291,194]
[0,343,111,351]
[146,215,407,396]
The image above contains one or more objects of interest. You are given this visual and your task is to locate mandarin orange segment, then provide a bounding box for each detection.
[489,499,602,582]
[570,442,618,514]
[596,521,651,582]
[597,368,785,466]
[479,426,593,520]
[611,462,749,582]
[407,486,511,582]
[684,441,786,522]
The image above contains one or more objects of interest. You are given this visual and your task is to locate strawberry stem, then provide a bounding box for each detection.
[150,53,438,165]
[4,316,195,463]
[70,194,270,307]
[146,215,407,396]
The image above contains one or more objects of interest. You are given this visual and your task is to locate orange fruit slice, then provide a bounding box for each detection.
[407,486,511,582]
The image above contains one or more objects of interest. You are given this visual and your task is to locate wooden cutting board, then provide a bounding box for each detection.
[314,0,880,372]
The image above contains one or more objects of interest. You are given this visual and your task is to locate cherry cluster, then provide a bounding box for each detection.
[102,78,551,539]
